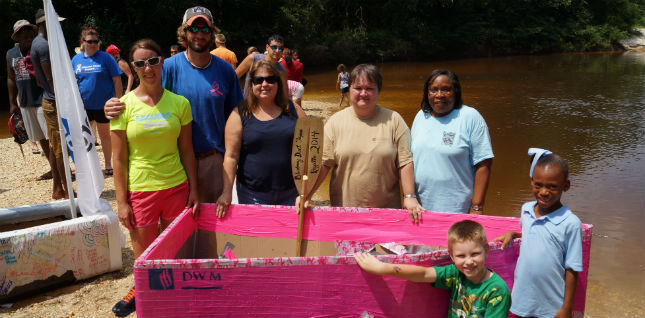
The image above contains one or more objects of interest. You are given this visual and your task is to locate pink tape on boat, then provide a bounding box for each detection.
[135,204,592,318]
[196,204,524,246]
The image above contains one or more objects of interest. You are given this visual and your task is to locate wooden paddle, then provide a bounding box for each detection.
[291,117,324,256]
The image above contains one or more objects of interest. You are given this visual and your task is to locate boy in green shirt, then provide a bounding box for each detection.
[355,220,511,317]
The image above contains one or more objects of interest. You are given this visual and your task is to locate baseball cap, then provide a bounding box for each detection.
[11,20,38,41]
[106,44,120,56]
[182,6,213,26]
[35,9,66,24]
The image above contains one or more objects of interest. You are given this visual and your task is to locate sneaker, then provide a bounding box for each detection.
[112,287,136,317]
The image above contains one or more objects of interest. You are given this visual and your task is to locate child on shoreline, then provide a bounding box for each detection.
[336,64,349,107]
[494,148,582,318]
[355,220,511,317]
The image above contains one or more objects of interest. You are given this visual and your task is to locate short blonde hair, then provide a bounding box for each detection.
[447,220,488,254]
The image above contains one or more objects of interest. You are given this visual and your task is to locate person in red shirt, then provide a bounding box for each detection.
[279,48,303,83]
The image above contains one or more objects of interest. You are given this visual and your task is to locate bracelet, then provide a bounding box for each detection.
[403,194,417,199]
[470,204,484,212]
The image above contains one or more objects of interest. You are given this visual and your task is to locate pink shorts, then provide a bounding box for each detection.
[128,181,189,228]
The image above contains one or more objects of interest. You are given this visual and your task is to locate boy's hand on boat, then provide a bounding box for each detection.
[492,231,517,250]
[104,97,125,120]
[354,252,388,275]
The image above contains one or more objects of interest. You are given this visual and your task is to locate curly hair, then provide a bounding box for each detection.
[239,60,290,118]
[176,23,220,50]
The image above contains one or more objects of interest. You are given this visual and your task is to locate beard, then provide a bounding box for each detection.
[187,40,209,53]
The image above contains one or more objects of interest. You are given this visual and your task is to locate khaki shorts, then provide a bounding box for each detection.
[195,150,224,203]
[41,98,63,158]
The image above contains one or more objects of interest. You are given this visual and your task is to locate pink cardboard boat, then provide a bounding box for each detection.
[134,204,592,317]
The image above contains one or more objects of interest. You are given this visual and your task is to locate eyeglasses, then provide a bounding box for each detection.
[429,87,454,95]
[251,75,279,85]
[185,26,211,34]
[132,56,162,69]
[84,39,99,44]
[269,45,284,52]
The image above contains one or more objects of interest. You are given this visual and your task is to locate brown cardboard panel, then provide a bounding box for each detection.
[185,230,338,259]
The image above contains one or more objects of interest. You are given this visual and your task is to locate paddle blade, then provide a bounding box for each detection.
[291,117,324,196]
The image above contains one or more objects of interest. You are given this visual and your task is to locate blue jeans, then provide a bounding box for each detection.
[236,182,299,206]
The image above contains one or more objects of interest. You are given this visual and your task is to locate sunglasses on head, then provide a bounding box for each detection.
[185,26,211,34]
[269,45,284,52]
[132,56,162,69]
[251,75,279,85]
[84,39,99,44]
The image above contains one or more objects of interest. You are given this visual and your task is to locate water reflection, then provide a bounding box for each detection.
[305,52,645,316]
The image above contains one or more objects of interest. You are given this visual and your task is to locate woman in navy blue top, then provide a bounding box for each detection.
[216,60,306,217]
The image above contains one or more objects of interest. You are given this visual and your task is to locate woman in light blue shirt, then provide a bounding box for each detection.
[411,69,493,214]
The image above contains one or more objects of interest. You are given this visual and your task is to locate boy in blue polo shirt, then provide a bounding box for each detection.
[494,148,583,318]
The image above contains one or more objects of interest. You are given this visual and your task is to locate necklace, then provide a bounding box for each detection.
[185,52,211,70]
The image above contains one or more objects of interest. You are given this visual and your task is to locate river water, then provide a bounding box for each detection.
[1,52,643,316]
[304,53,645,317]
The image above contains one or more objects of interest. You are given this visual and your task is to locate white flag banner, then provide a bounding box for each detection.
[45,0,114,218]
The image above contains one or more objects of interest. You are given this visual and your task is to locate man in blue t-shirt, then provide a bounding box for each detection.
[104,6,242,204]
[105,7,242,316]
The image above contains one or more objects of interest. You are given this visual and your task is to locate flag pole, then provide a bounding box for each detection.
[44,0,76,218]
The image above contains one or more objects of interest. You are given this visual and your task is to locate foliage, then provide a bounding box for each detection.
[0,0,643,71]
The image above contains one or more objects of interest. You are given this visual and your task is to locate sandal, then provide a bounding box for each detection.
[32,147,41,154]
[103,168,113,176]
[36,171,53,181]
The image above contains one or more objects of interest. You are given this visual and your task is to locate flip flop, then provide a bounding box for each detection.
[32,148,41,154]
[104,168,113,176]
[36,171,53,181]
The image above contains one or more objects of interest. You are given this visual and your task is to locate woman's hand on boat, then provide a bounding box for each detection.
[117,202,135,230]
[215,192,232,218]
[294,195,310,212]
[187,191,200,218]
[404,197,424,223]
[104,97,125,120]
[354,252,387,275]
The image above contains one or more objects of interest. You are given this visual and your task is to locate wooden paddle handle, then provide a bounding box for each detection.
[296,175,308,256]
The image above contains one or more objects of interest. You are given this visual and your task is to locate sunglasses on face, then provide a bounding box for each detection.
[251,75,279,85]
[185,26,211,34]
[84,39,99,44]
[269,45,284,52]
[132,56,162,69]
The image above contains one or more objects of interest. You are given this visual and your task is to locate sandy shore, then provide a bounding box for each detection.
[0,100,338,318]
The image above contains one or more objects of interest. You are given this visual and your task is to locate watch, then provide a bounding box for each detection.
[403,194,417,199]
[471,204,484,212]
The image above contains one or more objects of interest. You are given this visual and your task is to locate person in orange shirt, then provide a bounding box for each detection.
[210,33,237,68]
